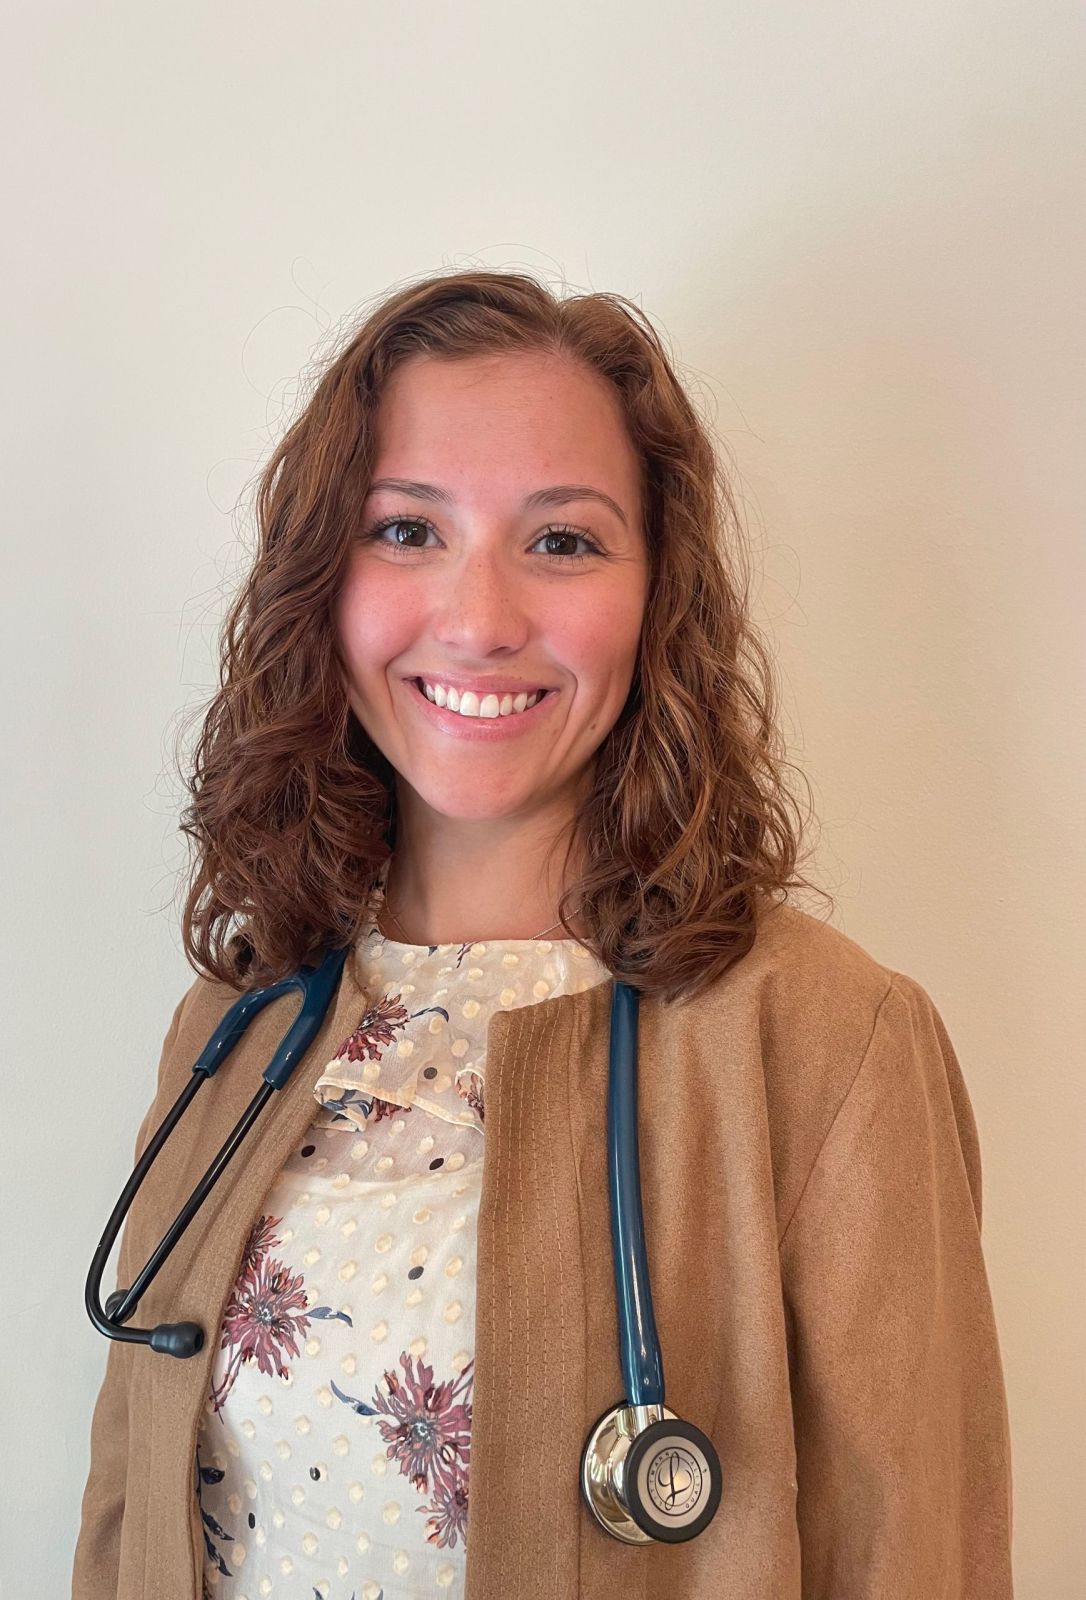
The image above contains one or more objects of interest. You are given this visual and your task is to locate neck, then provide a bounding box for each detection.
[379,799,588,945]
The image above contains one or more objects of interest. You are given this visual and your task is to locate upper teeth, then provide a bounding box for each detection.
[419,680,546,718]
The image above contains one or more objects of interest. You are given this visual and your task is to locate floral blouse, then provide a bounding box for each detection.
[195,860,611,1600]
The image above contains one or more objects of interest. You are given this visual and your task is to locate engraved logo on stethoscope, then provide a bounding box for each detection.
[645,1443,705,1516]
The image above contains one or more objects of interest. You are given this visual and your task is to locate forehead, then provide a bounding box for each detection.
[371,352,642,511]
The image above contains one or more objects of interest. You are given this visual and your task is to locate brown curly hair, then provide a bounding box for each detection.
[177,268,831,1005]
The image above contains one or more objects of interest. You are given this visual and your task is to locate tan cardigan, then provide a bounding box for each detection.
[73,897,1014,1598]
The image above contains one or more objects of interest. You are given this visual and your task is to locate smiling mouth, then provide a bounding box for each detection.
[412,678,553,718]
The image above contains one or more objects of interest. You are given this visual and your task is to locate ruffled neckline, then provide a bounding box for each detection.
[310,858,611,1134]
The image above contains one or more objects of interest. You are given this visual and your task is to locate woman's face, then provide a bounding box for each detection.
[335,350,649,830]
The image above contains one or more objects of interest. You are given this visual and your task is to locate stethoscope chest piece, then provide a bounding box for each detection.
[581,1401,723,1545]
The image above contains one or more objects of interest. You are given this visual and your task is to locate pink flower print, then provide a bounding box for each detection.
[209,1253,311,1413]
[371,1352,473,1498]
[333,992,411,1064]
[456,1070,485,1123]
[370,1095,412,1123]
[424,1474,470,1549]
[239,1214,282,1275]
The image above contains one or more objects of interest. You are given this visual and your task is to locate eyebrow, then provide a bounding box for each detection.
[366,477,629,530]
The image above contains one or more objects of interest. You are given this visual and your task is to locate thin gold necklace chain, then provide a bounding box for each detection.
[380,891,564,944]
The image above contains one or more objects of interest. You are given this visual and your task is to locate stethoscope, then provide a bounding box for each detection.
[85,946,723,1546]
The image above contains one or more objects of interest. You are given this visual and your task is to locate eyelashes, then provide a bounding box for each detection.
[361,512,604,566]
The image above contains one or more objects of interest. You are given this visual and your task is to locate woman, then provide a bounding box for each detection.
[73,270,1014,1599]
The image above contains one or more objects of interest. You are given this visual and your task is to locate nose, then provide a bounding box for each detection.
[431,548,534,653]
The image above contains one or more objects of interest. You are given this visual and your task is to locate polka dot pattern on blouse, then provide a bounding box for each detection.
[195,859,611,1600]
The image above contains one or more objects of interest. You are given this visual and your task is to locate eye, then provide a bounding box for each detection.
[361,513,604,566]
[362,515,439,555]
[534,524,604,564]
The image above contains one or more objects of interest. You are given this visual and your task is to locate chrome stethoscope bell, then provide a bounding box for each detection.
[580,982,725,1545]
[581,1401,723,1544]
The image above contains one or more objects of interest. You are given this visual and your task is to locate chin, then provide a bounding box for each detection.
[404,784,540,822]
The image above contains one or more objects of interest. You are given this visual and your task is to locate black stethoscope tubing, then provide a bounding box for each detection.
[85,946,350,1354]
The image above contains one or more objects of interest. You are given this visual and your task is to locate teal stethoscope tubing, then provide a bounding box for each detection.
[85,945,666,1414]
[607,979,663,1408]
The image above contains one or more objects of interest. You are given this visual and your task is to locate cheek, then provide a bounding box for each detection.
[557,586,644,680]
[335,562,425,679]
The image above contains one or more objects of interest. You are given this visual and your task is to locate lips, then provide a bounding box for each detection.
[405,674,556,735]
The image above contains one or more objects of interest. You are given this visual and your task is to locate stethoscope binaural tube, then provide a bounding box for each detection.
[579,980,723,1544]
[84,945,350,1358]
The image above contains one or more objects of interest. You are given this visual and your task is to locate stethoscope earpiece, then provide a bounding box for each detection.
[581,1402,723,1545]
[103,1291,204,1357]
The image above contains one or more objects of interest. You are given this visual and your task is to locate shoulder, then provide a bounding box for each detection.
[170,969,245,1045]
[737,895,948,1051]
[677,896,957,1187]
[146,969,251,1106]
[693,893,902,1045]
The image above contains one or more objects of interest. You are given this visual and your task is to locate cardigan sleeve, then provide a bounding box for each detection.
[71,991,190,1600]
[778,972,1014,1598]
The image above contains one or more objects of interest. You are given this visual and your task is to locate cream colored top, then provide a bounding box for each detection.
[195,860,612,1600]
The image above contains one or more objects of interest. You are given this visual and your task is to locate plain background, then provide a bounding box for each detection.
[2,3,1083,1595]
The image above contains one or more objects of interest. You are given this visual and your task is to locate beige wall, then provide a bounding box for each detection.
[3,2,1083,1594]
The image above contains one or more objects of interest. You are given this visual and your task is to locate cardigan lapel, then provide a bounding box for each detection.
[464,987,591,1600]
[464,977,654,1600]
